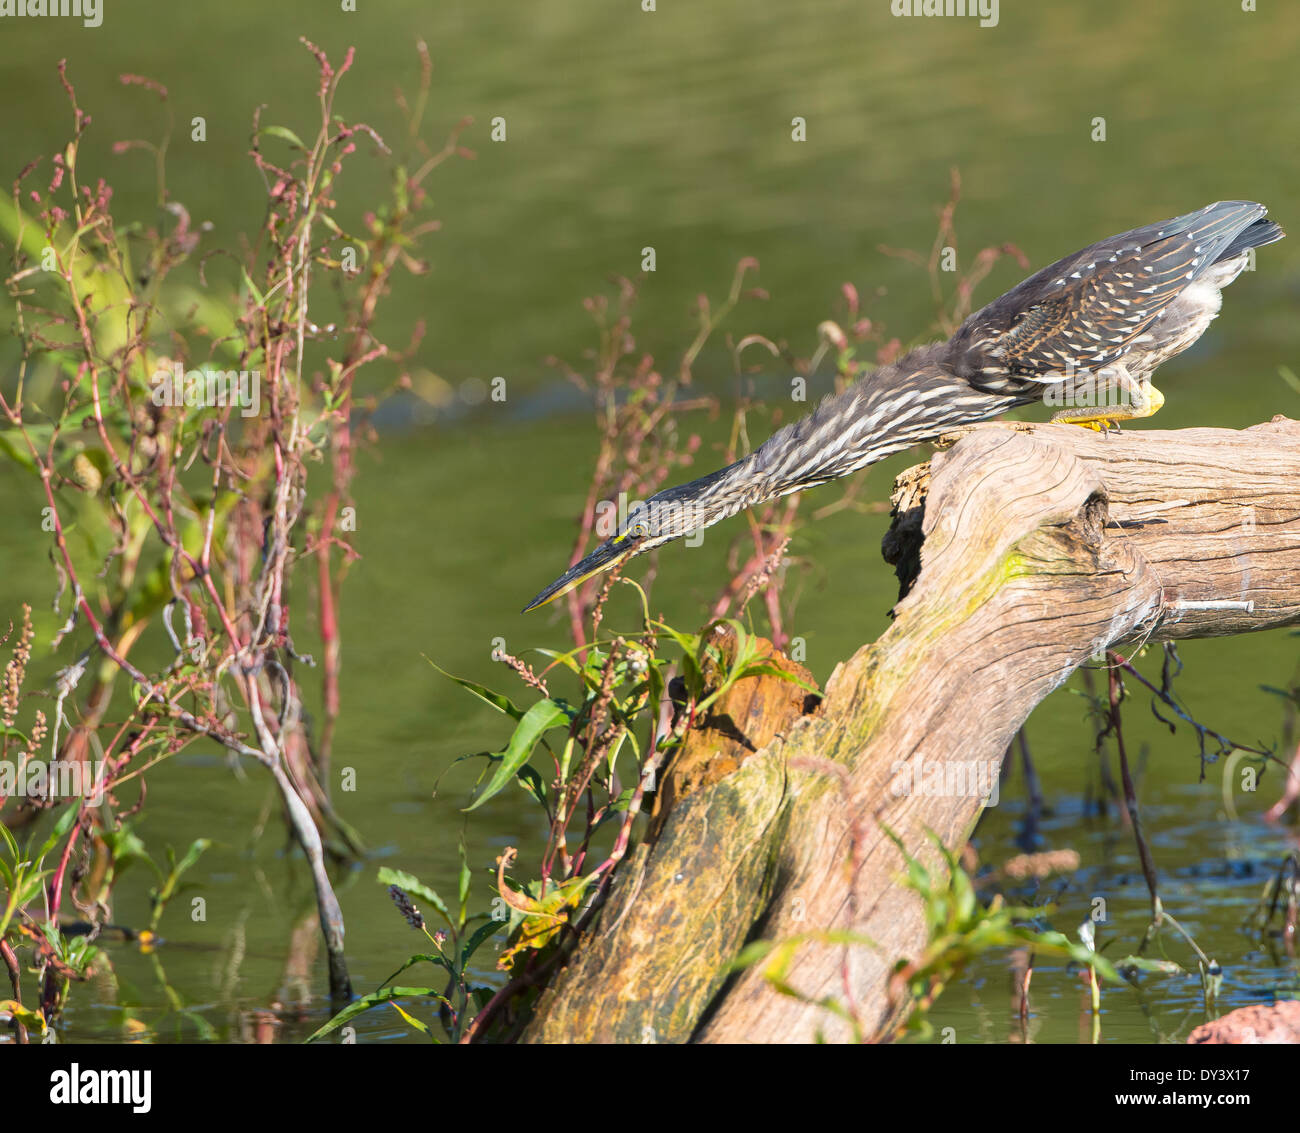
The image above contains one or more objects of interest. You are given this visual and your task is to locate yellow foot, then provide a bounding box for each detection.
[1050,382,1165,431]
[1050,410,1123,431]
[1049,412,1123,432]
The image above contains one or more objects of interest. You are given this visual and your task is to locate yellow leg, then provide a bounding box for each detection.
[1050,374,1165,432]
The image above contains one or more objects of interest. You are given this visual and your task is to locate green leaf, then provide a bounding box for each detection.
[388,999,436,1038]
[0,820,18,865]
[530,647,584,677]
[305,987,440,1042]
[239,265,266,308]
[460,919,501,967]
[425,658,525,721]
[655,622,704,700]
[457,840,471,926]
[11,868,51,910]
[0,194,49,259]
[256,124,308,151]
[464,698,569,812]
[377,952,455,989]
[731,662,820,695]
[170,838,212,879]
[0,431,38,475]
[149,838,212,932]
[102,826,160,883]
[0,999,47,1034]
[515,763,548,808]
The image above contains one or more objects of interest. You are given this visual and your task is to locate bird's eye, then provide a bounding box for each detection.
[629,521,649,539]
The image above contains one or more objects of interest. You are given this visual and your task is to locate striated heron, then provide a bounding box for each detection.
[525,201,1283,612]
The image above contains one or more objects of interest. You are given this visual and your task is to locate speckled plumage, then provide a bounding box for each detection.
[524,202,1283,611]
[948,200,1283,394]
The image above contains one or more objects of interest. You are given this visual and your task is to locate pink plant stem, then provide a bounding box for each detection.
[47,819,82,921]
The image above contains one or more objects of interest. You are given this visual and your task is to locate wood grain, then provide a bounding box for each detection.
[520,417,1300,1044]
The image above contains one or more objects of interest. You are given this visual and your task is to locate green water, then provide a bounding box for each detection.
[1,0,1297,1043]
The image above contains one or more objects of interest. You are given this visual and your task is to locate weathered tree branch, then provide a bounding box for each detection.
[520,416,1300,1044]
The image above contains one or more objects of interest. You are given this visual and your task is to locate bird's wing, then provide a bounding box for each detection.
[951,201,1269,383]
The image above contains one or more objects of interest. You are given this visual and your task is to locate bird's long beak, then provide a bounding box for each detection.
[523,536,636,613]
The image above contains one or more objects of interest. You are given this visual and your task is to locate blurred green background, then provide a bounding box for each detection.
[0,0,1296,1043]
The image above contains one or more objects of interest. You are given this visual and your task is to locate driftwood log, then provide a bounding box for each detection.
[520,416,1300,1044]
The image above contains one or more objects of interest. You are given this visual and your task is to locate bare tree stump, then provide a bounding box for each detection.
[519,417,1300,1044]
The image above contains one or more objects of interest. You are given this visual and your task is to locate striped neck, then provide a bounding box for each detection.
[638,345,1025,545]
[743,345,1023,499]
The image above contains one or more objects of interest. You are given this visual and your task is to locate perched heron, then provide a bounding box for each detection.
[525,201,1283,613]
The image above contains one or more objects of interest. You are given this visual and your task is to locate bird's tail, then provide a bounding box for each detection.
[1217,216,1285,262]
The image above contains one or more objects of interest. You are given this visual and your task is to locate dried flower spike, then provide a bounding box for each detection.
[387,884,425,931]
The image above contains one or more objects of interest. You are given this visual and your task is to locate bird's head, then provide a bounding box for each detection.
[522,469,743,613]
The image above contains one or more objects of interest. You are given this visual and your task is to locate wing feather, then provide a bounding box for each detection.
[950,202,1269,383]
